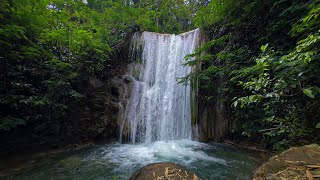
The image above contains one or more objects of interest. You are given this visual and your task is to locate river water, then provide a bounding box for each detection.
[2,140,266,180]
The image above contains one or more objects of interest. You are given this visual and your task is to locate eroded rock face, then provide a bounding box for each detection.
[130,162,201,180]
[254,144,320,180]
[196,95,231,142]
[195,77,231,142]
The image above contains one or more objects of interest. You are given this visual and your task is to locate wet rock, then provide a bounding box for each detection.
[124,75,134,83]
[130,162,201,180]
[33,122,50,134]
[89,77,104,88]
[254,144,320,180]
[196,90,231,142]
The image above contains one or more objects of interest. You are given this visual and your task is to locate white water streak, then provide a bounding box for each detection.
[122,29,200,144]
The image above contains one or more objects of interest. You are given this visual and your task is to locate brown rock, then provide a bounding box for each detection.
[254,144,320,180]
[130,162,201,180]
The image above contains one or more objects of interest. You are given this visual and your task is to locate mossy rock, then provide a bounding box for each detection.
[129,162,201,180]
[254,144,320,180]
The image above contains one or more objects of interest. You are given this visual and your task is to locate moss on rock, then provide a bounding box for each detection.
[254,144,320,180]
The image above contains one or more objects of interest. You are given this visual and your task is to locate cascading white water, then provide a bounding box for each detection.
[120,29,200,144]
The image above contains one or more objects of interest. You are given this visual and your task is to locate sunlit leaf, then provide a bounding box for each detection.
[303,88,315,98]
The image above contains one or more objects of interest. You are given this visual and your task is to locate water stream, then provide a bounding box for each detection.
[120,29,199,143]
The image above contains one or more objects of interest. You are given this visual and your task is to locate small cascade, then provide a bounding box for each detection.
[120,29,200,144]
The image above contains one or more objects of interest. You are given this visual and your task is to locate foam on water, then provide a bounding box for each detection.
[101,139,226,171]
[4,140,264,180]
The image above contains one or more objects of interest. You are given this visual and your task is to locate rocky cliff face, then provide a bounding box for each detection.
[194,77,231,142]
[196,97,231,142]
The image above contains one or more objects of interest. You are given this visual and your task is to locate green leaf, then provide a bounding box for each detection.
[233,101,238,107]
[260,44,268,52]
[316,122,320,129]
[303,88,315,98]
[0,116,25,131]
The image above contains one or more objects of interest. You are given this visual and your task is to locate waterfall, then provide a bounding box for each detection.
[120,29,200,144]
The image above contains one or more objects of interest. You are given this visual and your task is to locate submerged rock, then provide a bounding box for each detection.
[130,162,201,180]
[58,156,82,169]
[254,144,320,180]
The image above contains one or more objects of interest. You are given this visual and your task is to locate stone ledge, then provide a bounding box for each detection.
[254,144,320,180]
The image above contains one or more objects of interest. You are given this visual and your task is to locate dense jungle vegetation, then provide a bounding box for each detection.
[186,0,320,151]
[0,0,319,152]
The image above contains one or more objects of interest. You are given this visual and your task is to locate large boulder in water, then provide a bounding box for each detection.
[130,162,201,180]
[254,144,320,180]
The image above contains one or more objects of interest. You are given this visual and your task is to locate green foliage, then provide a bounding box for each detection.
[290,2,320,36]
[185,0,320,151]
[0,0,204,131]
[237,2,320,149]
[0,116,25,131]
[194,0,239,27]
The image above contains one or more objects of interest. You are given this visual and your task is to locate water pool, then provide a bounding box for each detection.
[2,140,267,180]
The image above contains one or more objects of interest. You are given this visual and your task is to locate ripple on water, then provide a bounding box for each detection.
[3,140,265,180]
